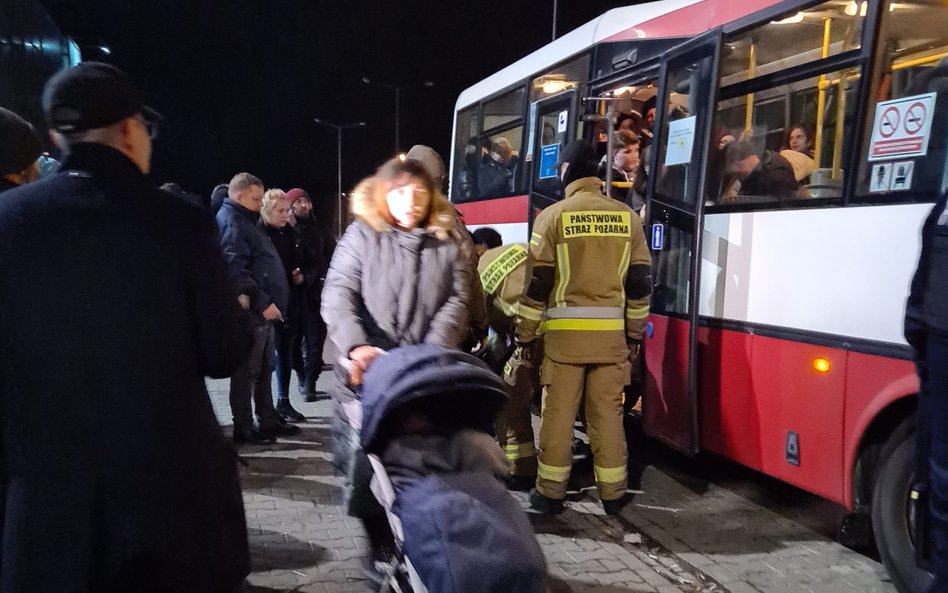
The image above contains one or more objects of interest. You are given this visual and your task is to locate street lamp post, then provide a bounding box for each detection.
[313,117,366,236]
[361,77,434,153]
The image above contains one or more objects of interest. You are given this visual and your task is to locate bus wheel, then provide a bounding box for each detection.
[872,427,932,593]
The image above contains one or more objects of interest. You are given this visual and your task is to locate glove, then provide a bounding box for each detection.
[627,339,642,362]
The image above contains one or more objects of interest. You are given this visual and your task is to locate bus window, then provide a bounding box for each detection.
[477,127,524,200]
[483,87,525,131]
[720,0,864,86]
[455,87,527,203]
[856,0,948,200]
[710,67,860,205]
[529,54,589,103]
[451,106,478,203]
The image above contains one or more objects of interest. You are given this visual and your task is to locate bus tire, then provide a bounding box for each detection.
[872,427,932,593]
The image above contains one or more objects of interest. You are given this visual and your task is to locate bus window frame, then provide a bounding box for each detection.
[459,81,530,202]
[701,0,890,214]
[849,0,946,206]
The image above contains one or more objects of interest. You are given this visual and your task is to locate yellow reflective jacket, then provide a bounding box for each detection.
[477,243,530,336]
[515,176,650,364]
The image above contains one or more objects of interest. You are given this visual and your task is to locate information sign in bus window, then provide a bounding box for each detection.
[539,144,560,179]
[664,116,696,166]
[867,93,937,161]
[856,0,948,199]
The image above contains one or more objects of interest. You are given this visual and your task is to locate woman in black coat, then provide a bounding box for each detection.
[259,189,308,423]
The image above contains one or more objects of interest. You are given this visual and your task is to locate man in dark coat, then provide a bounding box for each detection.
[0,62,252,593]
[217,172,301,444]
[726,137,799,201]
[0,107,43,195]
[285,187,332,400]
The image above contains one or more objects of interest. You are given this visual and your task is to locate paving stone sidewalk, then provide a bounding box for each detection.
[206,374,895,593]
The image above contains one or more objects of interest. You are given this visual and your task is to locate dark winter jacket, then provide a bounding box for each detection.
[0,142,252,592]
[741,150,799,200]
[296,215,334,311]
[217,198,290,320]
[321,183,474,361]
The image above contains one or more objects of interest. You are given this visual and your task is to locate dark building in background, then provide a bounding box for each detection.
[1,0,80,154]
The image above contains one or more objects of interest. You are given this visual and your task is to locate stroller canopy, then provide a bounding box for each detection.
[359,344,508,452]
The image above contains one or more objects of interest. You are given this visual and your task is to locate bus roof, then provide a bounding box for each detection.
[454,0,704,111]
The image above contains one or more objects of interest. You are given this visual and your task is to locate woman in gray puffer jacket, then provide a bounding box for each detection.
[322,159,472,363]
[321,157,474,570]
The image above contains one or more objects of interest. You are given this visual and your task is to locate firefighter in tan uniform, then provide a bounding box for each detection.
[472,228,538,489]
[515,140,651,515]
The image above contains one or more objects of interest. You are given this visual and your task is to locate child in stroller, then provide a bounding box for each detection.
[356,344,547,593]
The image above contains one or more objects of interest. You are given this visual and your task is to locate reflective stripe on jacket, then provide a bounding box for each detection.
[515,176,650,364]
[478,243,529,336]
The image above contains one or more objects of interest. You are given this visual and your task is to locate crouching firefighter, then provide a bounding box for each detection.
[472,227,539,490]
[515,140,650,515]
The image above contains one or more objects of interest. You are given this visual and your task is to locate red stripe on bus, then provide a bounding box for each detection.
[606,0,784,42]
[455,195,530,225]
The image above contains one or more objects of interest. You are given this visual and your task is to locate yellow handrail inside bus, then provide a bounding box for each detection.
[892,51,948,71]
[814,17,832,167]
[744,39,757,131]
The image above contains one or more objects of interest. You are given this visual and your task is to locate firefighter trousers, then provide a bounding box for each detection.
[536,357,630,501]
[496,343,539,477]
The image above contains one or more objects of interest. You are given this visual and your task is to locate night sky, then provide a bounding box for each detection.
[40,0,638,218]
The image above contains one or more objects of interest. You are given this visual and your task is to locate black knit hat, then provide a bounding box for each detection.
[42,62,161,134]
[557,140,599,187]
[0,108,43,176]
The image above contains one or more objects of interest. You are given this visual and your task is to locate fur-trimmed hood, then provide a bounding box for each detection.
[349,176,456,241]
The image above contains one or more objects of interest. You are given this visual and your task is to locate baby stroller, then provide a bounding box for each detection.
[356,344,547,593]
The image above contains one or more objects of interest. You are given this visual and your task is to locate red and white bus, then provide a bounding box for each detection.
[449,1,948,591]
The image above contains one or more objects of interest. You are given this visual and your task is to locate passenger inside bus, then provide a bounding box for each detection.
[477,137,519,198]
[721,137,799,203]
[598,129,644,213]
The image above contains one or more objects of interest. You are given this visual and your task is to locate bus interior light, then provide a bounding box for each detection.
[812,357,832,373]
[845,1,868,16]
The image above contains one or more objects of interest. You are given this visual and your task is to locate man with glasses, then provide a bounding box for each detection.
[0,62,254,591]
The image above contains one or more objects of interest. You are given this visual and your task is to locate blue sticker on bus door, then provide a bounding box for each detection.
[651,223,664,251]
[538,144,560,179]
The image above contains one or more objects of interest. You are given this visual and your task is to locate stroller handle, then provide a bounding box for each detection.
[336,348,388,390]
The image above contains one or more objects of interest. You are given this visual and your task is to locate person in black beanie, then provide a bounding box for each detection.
[0,107,43,194]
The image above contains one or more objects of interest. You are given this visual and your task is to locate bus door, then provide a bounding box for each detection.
[642,29,722,454]
[527,91,578,221]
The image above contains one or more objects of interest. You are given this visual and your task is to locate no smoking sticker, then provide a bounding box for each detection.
[868,92,936,161]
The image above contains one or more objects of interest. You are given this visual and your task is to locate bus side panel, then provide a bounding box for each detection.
[748,335,846,504]
[698,325,760,468]
[842,353,918,510]
[643,314,692,449]
[454,195,530,224]
[455,195,530,244]
[699,328,847,505]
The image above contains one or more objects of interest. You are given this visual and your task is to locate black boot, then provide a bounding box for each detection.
[529,488,565,515]
[302,370,328,402]
[276,398,306,423]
